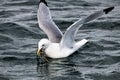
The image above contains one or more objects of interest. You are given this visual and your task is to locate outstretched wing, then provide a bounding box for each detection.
[38,0,63,43]
[60,7,114,48]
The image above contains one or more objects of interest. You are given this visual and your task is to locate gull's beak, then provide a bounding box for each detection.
[36,48,42,57]
[36,48,49,63]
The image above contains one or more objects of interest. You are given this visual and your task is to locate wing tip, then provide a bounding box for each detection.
[39,0,48,6]
[103,6,115,14]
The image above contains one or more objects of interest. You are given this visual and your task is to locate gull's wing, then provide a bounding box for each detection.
[38,0,63,43]
[60,7,114,48]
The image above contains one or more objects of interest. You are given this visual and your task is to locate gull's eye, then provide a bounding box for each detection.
[42,44,45,47]
[42,44,46,49]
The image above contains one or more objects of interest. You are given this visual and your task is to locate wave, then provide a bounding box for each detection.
[0,22,41,38]
[82,21,120,30]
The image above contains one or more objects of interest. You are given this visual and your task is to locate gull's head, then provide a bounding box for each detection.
[37,39,50,57]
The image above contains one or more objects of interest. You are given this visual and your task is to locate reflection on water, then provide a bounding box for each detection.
[0,0,120,80]
[37,64,50,79]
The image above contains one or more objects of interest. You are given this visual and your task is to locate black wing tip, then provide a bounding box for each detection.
[40,0,48,6]
[103,6,115,14]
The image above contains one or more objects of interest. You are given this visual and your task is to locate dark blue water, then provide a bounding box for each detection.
[0,0,120,80]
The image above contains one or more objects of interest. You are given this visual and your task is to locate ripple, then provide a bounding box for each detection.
[0,22,40,38]
[0,0,120,80]
[0,74,9,80]
[51,76,84,80]
[4,0,38,6]
[0,34,13,44]
[2,56,19,61]
[83,21,120,30]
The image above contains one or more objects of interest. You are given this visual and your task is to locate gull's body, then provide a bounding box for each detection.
[38,39,87,58]
[37,0,114,59]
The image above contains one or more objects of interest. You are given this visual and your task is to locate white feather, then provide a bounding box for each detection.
[37,1,114,58]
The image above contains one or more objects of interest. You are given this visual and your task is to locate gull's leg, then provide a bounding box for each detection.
[43,57,49,63]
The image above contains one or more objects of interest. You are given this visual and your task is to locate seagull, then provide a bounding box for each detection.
[36,0,114,59]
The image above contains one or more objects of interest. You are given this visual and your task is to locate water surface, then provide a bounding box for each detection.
[0,0,120,80]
